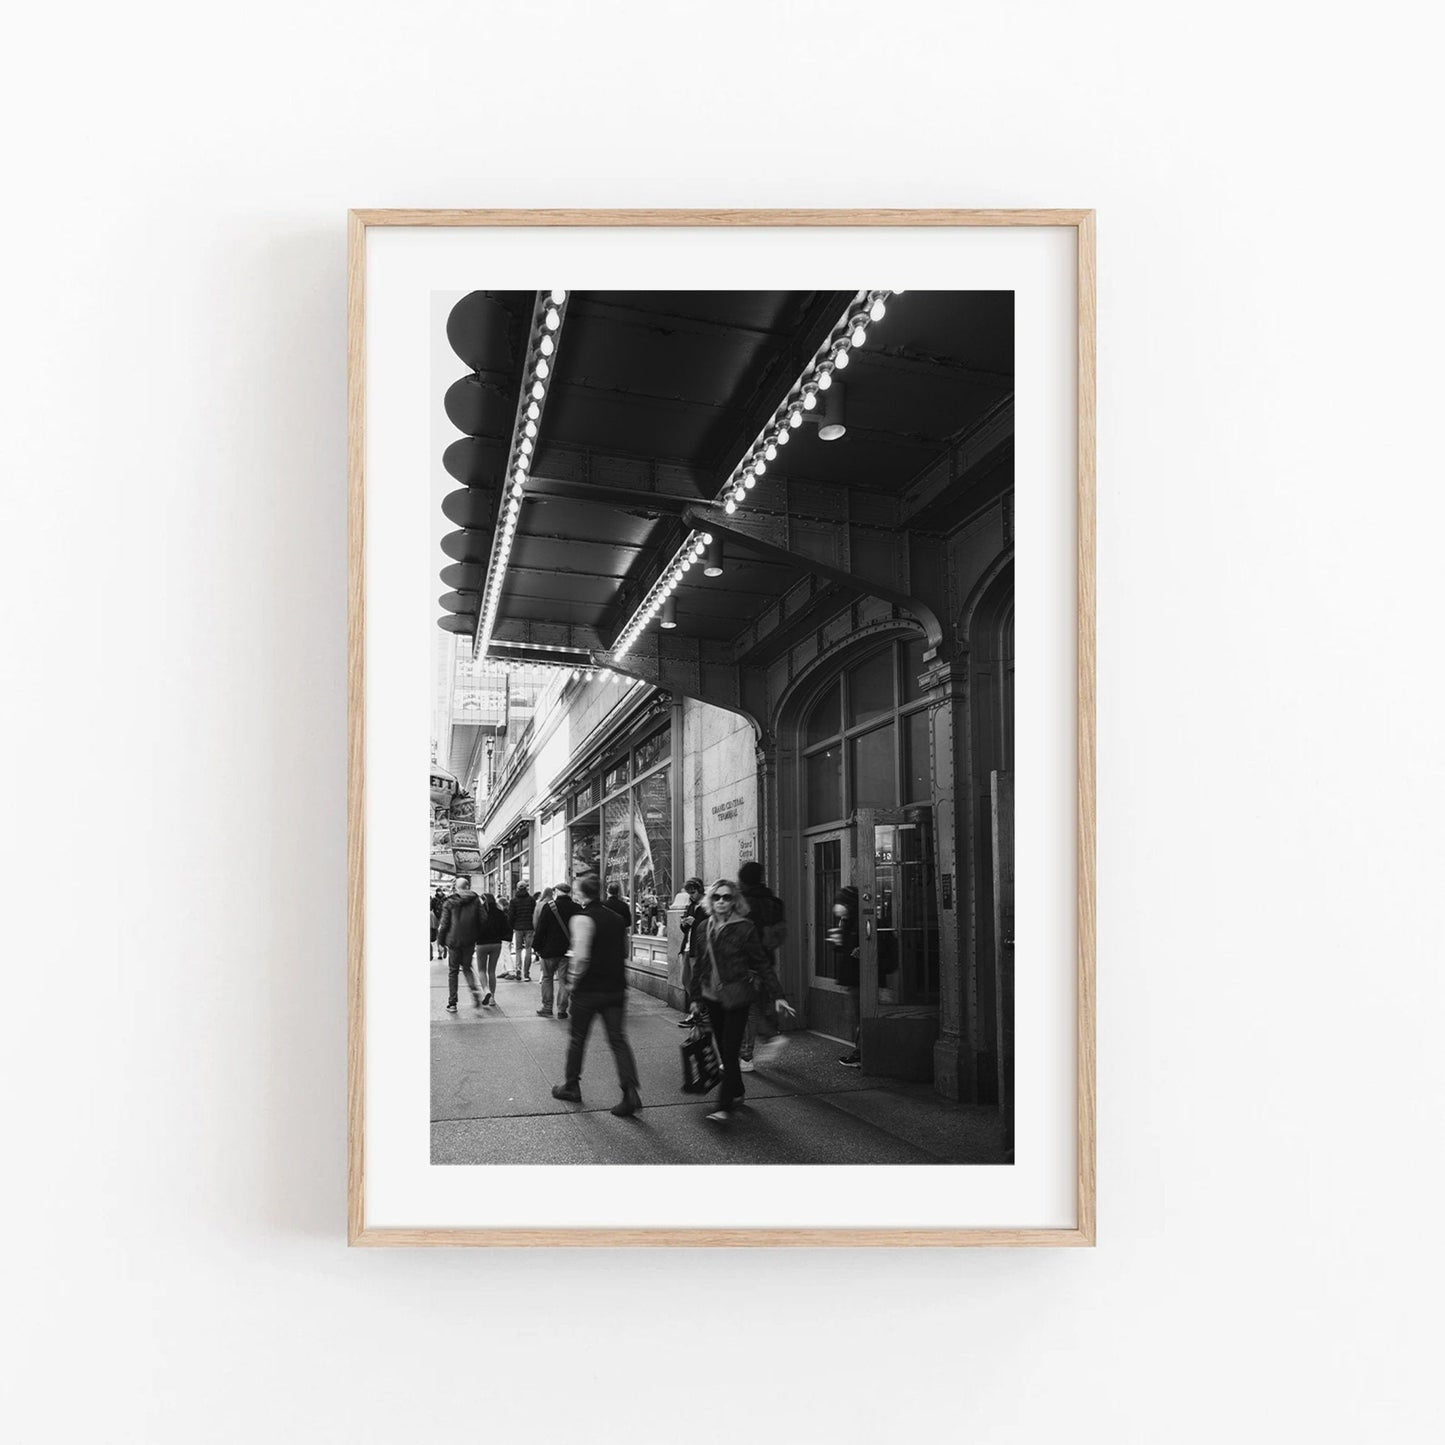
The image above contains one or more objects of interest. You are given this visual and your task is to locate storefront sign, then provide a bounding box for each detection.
[711,796,745,822]
[738,834,755,862]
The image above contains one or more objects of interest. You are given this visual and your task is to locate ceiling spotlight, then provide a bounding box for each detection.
[545,308,560,331]
[539,334,555,357]
[832,343,850,369]
[869,295,887,322]
[850,318,868,348]
[703,538,724,577]
[818,378,847,442]
[660,596,677,629]
[550,289,567,305]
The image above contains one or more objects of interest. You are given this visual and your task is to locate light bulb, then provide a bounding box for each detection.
[733,485,746,502]
[693,541,705,556]
[702,532,713,545]
[527,402,540,420]
[753,457,766,475]
[788,405,803,428]
[777,425,790,444]
[851,322,867,348]
[525,420,538,438]
[550,289,567,305]
[545,308,560,331]
[516,454,529,470]
[531,381,545,401]
[764,442,777,460]
[508,500,520,516]
[802,387,817,411]
[869,296,886,322]
[535,358,549,379]
[817,366,832,391]
[539,334,554,357]
[520,437,532,455]
[511,481,524,498]
[681,556,692,570]
[725,498,736,514]
[745,474,758,489]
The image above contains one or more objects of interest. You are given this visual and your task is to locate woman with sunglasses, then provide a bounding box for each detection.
[696,878,796,1123]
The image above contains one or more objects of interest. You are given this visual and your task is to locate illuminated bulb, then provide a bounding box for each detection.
[893,289,905,296]
[702,532,714,545]
[525,420,538,438]
[733,485,746,502]
[527,402,540,420]
[550,289,567,305]
[516,454,529,471]
[754,458,766,476]
[850,321,867,348]
[817,366,832,391]
[833,345,850,369]
[520,438,533,455]
[693,541,705,557]
[725,498,736,514]
[535,358,550,380]
[788,404,803,428]
[681,557,693,571]
[764,442,777,461]
[744,475,756,489]
[511,481,524,498]
[802,387,817,411]
[869,296,886,322]
[777,426,790,444]
[539,335,554,357]
[545,308,560,331]
[531,381,545,401]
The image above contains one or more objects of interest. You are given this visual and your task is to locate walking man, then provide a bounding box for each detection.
[508,880,536,980]
[603,881,633,930]
[534,881,578,1019]
[434,875,484,1014]
[551,874,642,1117]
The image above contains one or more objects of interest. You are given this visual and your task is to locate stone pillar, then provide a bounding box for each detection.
[923,658,977,1100]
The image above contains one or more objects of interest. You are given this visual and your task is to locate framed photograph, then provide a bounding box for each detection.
[348,209,1095,1245]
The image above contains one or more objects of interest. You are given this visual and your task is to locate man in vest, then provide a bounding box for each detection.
[551,874,642,1117]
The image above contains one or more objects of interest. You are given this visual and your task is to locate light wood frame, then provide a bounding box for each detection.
[347,209,1096,1247]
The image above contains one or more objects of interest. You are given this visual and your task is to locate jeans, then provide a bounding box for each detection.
[564,991,639,1093]
[705,999,751,1110]
[512,928,534,978]
[446,945,480,1007]
[739,1001,778,1062]
[539,955,570,1014]
[475,943,502,993]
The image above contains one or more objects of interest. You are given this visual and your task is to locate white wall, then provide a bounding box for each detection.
[3,3,1442,1442]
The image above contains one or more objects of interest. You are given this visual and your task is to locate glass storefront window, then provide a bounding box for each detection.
[903,709,931,803]
[632,769,671,936]
[806,747,843,825]
[804,680,840,748]
[847,648,895,727]
[603,796,630,902]
[604,757,628,792]
[569,822,599,880]
[634,728,670,773]
[852,722,897,809]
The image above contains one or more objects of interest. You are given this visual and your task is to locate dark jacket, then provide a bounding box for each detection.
[435,891,485,952]
[477,899,512,945]
[696,914,783,1010]
[572,900,628,995]
[509,891,535,930]
[429,892,446,922]
[533,892,579,958]
[739,881,786,948]
[603,895,632,929]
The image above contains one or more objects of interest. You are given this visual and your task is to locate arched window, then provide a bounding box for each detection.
[800,636,932,828]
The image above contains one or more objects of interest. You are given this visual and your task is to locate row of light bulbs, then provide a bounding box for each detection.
[475,289,568,658]
[612,289,898,660]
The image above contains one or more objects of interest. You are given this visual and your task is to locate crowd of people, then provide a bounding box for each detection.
[433,860,864,1124]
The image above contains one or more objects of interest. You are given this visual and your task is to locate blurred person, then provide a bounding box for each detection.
[551,875,641,1116]
[831,886,862,1066]
[736,861,790,1072]
[694,878,795,1123]
[434,876,484,1014]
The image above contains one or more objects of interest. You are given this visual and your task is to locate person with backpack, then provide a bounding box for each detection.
[429,888,446,961]
[434,876,485,1014]
[737,861,790,1070]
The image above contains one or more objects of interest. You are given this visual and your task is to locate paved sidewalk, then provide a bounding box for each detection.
[430,957,1010,1165]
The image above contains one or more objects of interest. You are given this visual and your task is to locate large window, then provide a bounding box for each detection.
[801,638,933,827]
[564,723,674,940]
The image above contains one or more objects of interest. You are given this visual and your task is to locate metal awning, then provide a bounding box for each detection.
[437,289,1014,669]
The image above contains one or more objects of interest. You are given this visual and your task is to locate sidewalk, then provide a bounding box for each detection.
[430,957,1010,1166]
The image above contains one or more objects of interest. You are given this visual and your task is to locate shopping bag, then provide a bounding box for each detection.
[680,1024,722,1094]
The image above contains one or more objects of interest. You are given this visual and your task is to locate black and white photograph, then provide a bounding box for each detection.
[429,286,1016,1165]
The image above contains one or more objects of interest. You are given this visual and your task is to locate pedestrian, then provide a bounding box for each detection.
[831,886,862,1066]
[473,891,512,1005]
[674,877,707,1027]
[533,881,578,1019]
[736,861,790,1071]
[603,881,633,929]
[434,876,485,1014]
[550,874,642,1117]
[694,877,795,1124]
[507,880,536,981]
[533,885,553,932]
[429,888,446,960]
